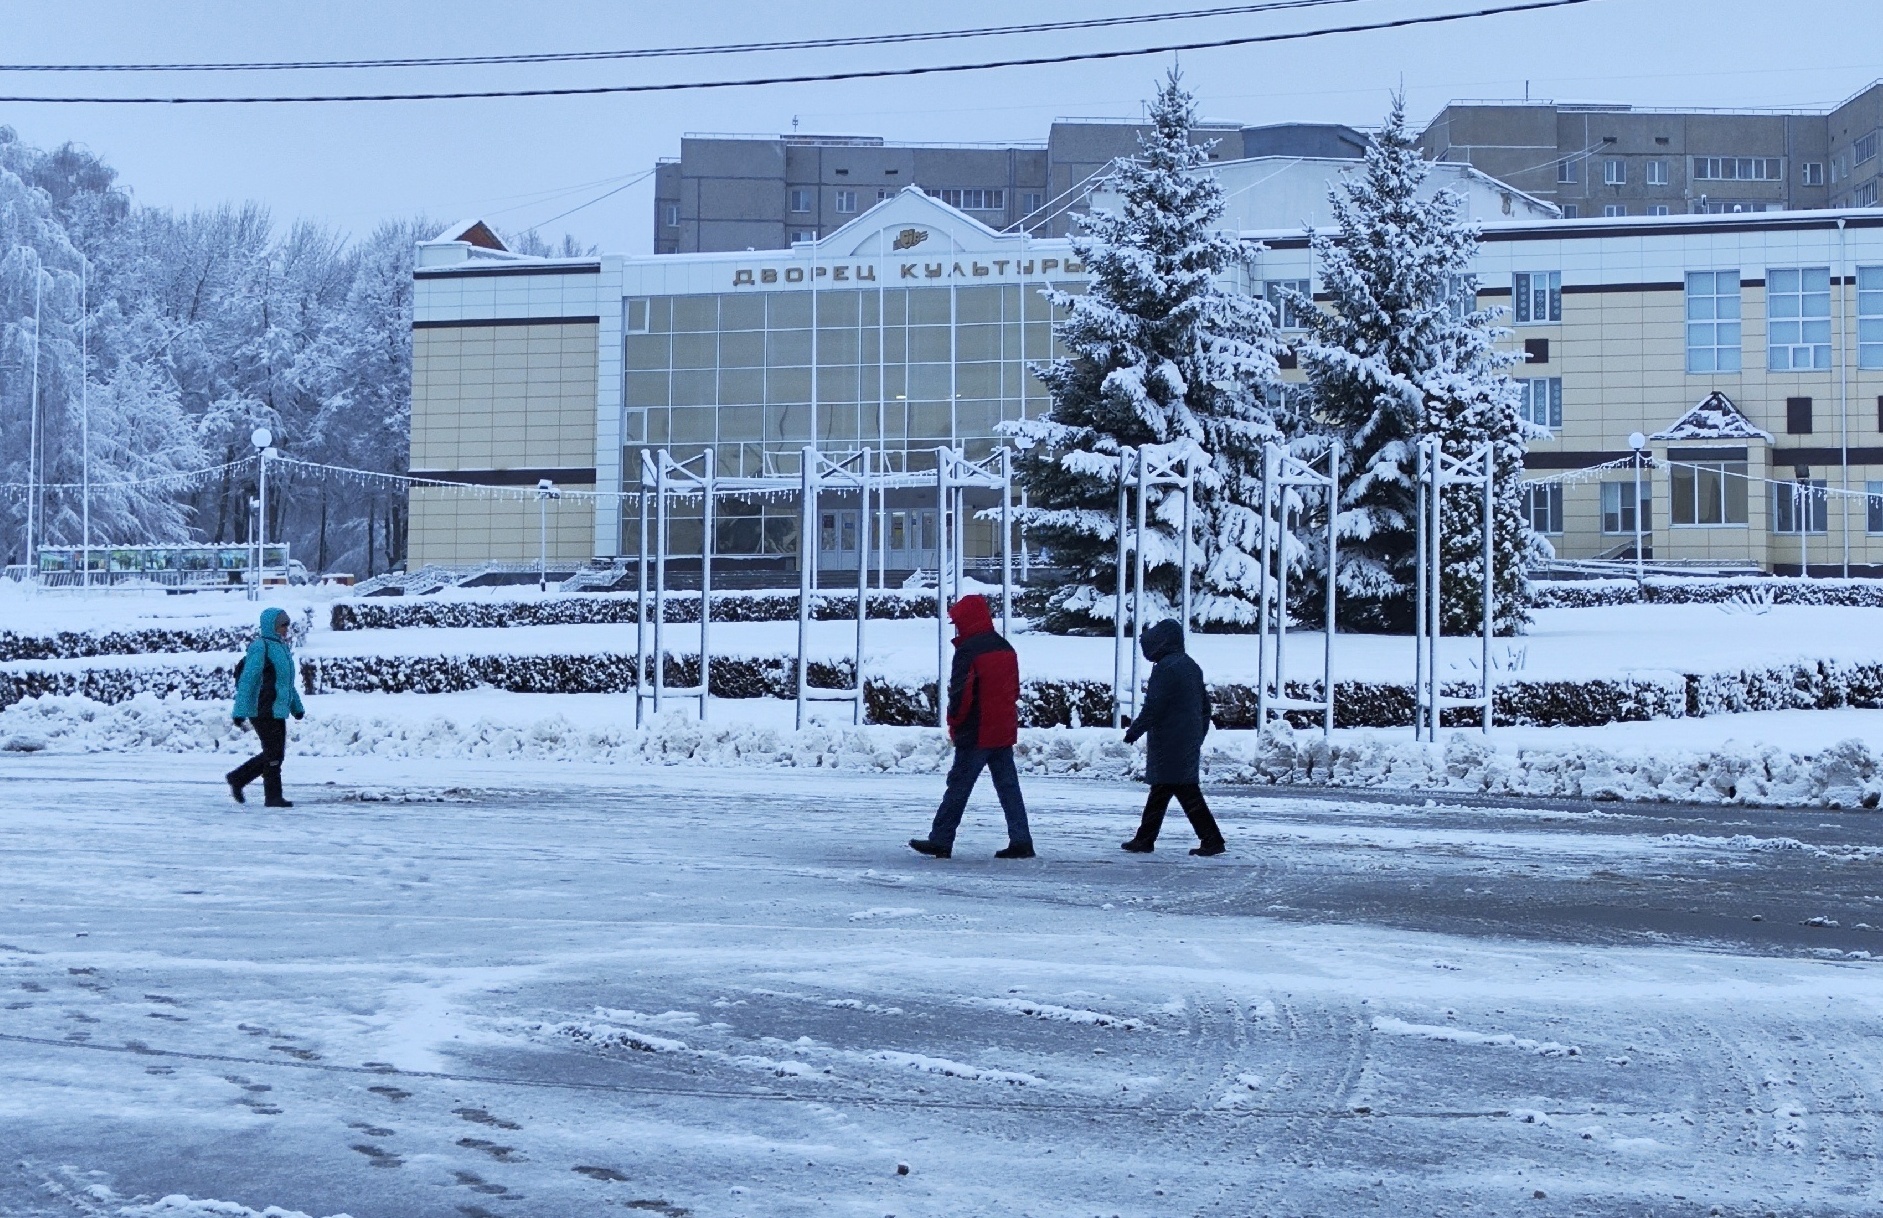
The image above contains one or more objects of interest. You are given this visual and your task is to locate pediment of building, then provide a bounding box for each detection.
[817,187,1052,257]
[1649,391,1773,443]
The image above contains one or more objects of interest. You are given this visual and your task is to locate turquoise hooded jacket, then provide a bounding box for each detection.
[232,607,306,721]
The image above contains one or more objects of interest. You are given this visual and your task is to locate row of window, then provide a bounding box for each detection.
[1524,475,1883,535]
[778,187,1046,216]
[1557,156,1793,185]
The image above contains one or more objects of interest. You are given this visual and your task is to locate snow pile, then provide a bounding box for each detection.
[1371,1016,1580,1058]
[7,692,1883,808]
[117,1196,353,1218]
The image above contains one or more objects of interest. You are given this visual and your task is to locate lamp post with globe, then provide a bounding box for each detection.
[1629,431,1648,588]
[252,428,276,596]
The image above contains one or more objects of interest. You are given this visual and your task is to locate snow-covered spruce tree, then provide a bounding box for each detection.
[1294,96,1540,635]
[1006,70,1290,633]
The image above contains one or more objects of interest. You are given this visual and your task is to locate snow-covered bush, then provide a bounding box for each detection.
[1532,576,1883,609]
[329,588,968,631]
[0,625,248,662]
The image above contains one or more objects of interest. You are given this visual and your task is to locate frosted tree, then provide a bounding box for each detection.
[1007,69,1291,633]
[1294,96,1539,635]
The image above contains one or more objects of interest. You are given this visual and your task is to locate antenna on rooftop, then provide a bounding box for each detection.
[791,115,799,132]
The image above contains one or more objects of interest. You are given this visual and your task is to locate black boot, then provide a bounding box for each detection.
[262,765,293,809]
[1189,841,1226,857]
[994,843,1036,859]
[225,771,246,805]
[1120,838,1154,853]
[909,838,950,859]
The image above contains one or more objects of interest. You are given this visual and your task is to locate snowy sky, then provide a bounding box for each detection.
[2,0,1879,254]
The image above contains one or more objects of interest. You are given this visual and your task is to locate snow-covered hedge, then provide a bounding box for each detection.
[0,626,247,663]
[1533,576,1883,609]
[5,693,1880,809]
[0,661,232,709]
[328,589,978,632]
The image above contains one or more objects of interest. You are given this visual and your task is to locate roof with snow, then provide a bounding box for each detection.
[1649,391,1774,443]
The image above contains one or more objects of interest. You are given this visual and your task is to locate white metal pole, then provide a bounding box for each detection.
[26,270,41,576]
[654,453,668,714]
[1130,446,1148,720]
[80,257,90,589]
[258,446,269,596]
[1414,441,1427,740]
[1429,443,1443,740]
[1633,449,1645,587]
[797,446,815,730]
[1112,447,1130,728]
[538,495,549,592]
[936,445,948,729]
[1839,217,1851,578]
[1324,439,1341,736]
[700,447,715,722]
[1178,456,1193,644]
[1000,446,1013,638]
[854,449,870,726]
[1480,443,1494,734]
[635,453,650,727]
[1257,442,1276,727]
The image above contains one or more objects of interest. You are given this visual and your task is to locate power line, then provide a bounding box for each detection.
[0,0,1371,73]
[0,0,1608,105]
[527,168,657,229]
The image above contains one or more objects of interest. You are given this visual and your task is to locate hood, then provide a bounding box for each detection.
[1139,618,1185,662]
[258,607,290,640]
[947,594,995,641]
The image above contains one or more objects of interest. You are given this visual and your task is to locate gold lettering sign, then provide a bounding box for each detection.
[728,256,1087,287]
[893,228,929,251]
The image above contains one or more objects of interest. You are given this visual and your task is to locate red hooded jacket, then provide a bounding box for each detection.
[944,595,1020,748]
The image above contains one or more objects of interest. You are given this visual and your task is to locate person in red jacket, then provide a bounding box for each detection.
[909,594,1034,860]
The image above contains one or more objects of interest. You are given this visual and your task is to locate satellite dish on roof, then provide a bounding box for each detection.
[251,427,272,450]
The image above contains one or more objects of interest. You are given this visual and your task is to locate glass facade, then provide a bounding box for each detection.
[623,284,1068,481]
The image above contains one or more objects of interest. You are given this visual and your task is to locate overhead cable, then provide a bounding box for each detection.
[0,0,1606,104]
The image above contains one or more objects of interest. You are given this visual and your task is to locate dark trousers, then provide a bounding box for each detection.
[229,716,288,803]
[927,745,1031,850]
[1132,783,1224,848]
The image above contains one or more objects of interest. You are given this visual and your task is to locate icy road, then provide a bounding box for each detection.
[3,753,1883,1217]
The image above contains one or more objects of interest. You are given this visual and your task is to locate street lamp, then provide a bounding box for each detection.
[1795,463,1812,579]
[535,478,561,592]
[1628,431,1648,588]
[252,428,274,599]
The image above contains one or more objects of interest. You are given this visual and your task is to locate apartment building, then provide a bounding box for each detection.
[1418,81,1883,219]
[651,122,1365,252]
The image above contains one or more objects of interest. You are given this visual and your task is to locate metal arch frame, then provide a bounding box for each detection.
[1255,439,1342,736]
[794,445,874,729]
[635,447,716,726]
[630,444,1017,734]
[1414,437,1496,740]
[935,445,1016,730]
[1110,446,1196,730]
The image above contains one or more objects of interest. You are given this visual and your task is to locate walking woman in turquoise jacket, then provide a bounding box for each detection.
[227,606,305,807]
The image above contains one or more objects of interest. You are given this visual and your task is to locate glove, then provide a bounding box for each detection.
[292,712,305,721]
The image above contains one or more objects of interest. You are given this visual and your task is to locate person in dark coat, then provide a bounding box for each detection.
[909,594,1034,860]
[1121,618,1225,856]
[227,606,306,808]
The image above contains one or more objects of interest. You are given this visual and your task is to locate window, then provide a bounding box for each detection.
[626,299,650,334]
[1786,396,1813,434]
[1770,480,1829,533]
[1766,267,1832,371]
[1514,271,1562,324]
[1021,191,1044,214]
[1649,204,1672,216]
[1556,157,1578,184]
[1685,271,1742,373]
[1670,459,1748,525]
[662,203,679,228]
[833,189,857,214]
[1858,266,1883,368]
[1603,204,1626,217]
[1802,161,1825,186]
[1868,481,1883,533]
[1562,204,1579,218]
[1647,160,1669,186]
[1523,483,1564,534]
[788,228,816,243]
[1692,156,1783,181]
[1603,159,1626,186]
[1858,131,1880,166]
[1264,279,1311,329]
[1440,273,1478,322]
[928,187,1006,211]
[1518,377,1563,429]
[788,188,812,213]
[876,188,893,202]
[1857,180,1882,208]
[1601,481,1652,534]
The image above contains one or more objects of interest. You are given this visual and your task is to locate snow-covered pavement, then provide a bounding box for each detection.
[4,752,1883,1217]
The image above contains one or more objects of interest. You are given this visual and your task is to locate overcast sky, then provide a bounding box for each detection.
[2,0,1879,254]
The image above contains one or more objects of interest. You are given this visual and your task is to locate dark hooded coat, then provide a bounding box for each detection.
[1123,619,1211,785]
[945,595,1020,749]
